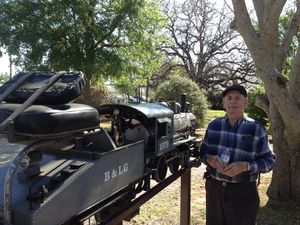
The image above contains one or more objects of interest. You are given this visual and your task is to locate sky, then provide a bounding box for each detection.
[0,53,11,74]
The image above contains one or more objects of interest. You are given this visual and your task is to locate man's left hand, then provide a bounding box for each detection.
[223,161,248,177]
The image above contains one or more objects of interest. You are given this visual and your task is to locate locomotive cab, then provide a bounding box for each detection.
[97,102,175,158]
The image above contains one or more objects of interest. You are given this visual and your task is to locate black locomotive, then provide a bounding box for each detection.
[0,71,200,225]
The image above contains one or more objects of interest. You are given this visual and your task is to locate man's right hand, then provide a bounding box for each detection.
[206,154,227,171]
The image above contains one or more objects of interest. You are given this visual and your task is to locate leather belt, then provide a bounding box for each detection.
[208,176,256,188]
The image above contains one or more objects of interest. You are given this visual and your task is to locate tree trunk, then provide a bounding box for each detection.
[230,0,300,205]
[82,80,92,105]
[267,102,300,202]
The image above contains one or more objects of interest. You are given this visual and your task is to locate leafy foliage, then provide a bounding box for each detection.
[279,11,299,77]
[206,90,223,110]
[153,73,208,126]
[245,86,269,129]
[0,0,166,88]
[0,73,10,85]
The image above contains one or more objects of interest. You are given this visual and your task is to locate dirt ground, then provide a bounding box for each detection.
[122,165,207,225]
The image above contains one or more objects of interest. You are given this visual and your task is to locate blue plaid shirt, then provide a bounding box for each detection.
[200,115,276,183]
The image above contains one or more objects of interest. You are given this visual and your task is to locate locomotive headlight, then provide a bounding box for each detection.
[113,108,120,115]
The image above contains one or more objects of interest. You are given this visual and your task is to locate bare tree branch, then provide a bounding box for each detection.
[253,0,286,32]
[252,0,264,27]
[255,94,270,115]
[231,0,300,129]
[231,0,259,49]
[160,0,257,91]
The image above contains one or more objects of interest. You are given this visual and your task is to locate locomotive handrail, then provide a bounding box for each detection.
[0,72,65,133]
[173,136,198,147]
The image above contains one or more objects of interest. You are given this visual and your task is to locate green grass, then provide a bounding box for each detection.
[203,109,225,127]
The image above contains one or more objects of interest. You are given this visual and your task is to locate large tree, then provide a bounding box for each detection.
[0,0,165,103]
[230,0,300,202]
[161,0,257,91]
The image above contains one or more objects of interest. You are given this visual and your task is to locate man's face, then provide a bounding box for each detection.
[223,90,248,116]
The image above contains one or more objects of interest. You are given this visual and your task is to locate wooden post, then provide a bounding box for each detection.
[180,168,191,225]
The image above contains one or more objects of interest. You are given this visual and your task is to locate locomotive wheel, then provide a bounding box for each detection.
[168,157,180,174]
[153,156,168,182]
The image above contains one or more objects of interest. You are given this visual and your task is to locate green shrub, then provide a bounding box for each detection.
[206,90,223,110]
[153,75,208,127]
[245,86,269,129]
[0,73,10,85]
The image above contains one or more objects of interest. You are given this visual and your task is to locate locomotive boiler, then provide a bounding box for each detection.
[0,71,200,225]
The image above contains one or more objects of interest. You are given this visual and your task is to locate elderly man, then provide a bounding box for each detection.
[200,84,276,225]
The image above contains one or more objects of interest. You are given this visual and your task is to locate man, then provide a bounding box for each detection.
[200,84,276,225]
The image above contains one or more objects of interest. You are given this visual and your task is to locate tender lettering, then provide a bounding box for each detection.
[104,163,128,182]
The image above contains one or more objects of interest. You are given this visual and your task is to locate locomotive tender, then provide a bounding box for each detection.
[0,71,200,225]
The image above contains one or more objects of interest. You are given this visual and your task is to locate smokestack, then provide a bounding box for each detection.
[180,93,187,112]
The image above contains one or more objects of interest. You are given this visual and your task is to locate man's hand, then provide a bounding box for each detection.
[223,161,248,177]
[206,155,227,171]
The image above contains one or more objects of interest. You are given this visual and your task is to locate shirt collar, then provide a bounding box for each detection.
[224,114,246,127]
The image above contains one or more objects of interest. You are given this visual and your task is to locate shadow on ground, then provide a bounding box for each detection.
[257,200,300,225]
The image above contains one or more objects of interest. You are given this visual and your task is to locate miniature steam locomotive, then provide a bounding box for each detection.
[0,71,200,225]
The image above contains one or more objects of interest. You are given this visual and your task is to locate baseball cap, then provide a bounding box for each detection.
[222,85,247,97]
